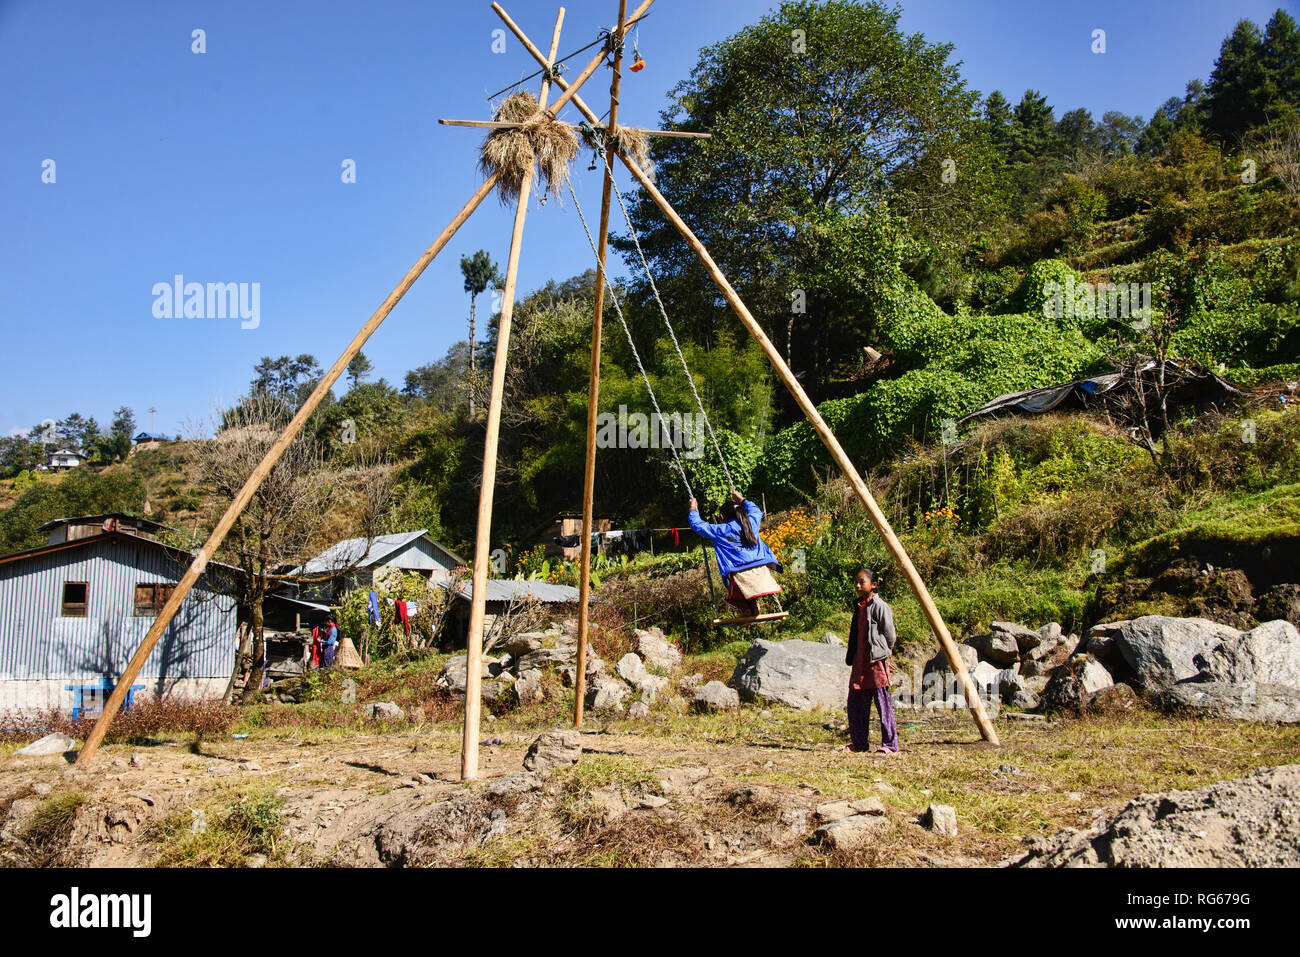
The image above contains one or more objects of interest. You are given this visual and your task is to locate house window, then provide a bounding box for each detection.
[61,582,88,617]
[134,582,176,616]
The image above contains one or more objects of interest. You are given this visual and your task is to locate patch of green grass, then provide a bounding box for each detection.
[555,754,659,795]
[147,787,289,867]
[18,790,85,865]
[1117,483,1299,574]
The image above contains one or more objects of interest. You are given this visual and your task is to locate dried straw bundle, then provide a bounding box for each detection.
[579,123,656,183]
[609,126,655,182]
[479,91,579,204]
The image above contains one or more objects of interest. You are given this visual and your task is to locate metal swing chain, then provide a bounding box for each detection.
[609,175,736,493]
[566,174,695,501]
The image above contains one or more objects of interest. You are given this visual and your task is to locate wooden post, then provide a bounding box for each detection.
[461,8,566,781]
[616,152,999,744]
[574,0,628,729]
[75,172,501,765]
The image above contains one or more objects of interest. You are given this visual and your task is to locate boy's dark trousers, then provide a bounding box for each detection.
[847,685,899,752]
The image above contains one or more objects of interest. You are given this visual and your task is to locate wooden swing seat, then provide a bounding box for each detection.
[712,611,789,627]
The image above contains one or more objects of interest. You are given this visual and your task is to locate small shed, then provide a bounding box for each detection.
[40,514,166,546]
[438,578,580,649]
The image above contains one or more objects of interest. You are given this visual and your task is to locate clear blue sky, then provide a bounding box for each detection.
[1,0,1289,438]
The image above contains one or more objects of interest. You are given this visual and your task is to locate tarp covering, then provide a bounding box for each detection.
[960,360,1239,429]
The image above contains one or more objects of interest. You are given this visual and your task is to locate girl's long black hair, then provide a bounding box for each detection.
[719,499,759,547]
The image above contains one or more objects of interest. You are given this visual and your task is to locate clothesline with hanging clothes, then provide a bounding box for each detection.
[554,524,724,552]
[367,590,419,636]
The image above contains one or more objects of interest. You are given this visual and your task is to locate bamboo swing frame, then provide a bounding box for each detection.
[77,0,996,771]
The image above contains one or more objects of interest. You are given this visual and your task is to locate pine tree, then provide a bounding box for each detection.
[1009,90,1059,161]
[984,90,1013,151]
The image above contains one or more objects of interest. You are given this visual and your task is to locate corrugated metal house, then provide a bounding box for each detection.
[0,520,238,715]
[292,530,466,601]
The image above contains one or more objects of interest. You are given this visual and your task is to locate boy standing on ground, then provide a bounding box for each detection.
[844,568,900,754]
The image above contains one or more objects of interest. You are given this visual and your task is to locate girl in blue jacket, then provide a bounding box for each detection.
[689,490,783,618]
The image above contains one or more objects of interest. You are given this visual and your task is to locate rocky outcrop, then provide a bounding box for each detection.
[1012,765,1300,866]
[631,628,684,672]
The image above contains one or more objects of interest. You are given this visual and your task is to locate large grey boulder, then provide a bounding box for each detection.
[502,631,551,658]
[631,628,683,672]
[366,701,406,722]
[514,642,578,674]
[1022,630,1078,676]
[969,660,1004,695]
[731,639,851,711]
[1161,682,1300,723]
[617,653,649,685]
[1110,616,1240,692]
[925,643,979,675]
[965,631,1020,666]
[692,681,740,713]
[436,655,493,697]
[992,621,1042,653]
[480,677,516,709]
[1000,672,1040,710]
[1039,655,1114,713]
[513,668,545,706]
[1195,620,1300,689]
[816,813,887,851]
[16,732,77,756]
[586,676,629,714]
[522,730,582,771]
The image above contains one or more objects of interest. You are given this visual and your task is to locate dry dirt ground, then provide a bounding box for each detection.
[3,705,1298,868]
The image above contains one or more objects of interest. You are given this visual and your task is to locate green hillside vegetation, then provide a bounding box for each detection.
[2,3,1297,665]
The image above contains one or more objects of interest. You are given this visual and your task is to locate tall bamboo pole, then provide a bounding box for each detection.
[616,153,999,744]
[461,9,567,781]
[501,18,997,744]
[573,0,628,728]
[76,173,502,765]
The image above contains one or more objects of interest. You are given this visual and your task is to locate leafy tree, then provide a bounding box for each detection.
[1202,11,1300,142]
[91,406,135,462]
[1137,103,1178,155]
[1058,108,1103,156]
[0,468,146,553]
[619,0,984,401]
[81,417,102,456]
[403,342,472,416]
[1204,19,1268,141]
[0,435,41,478]
[460,250,502,417]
